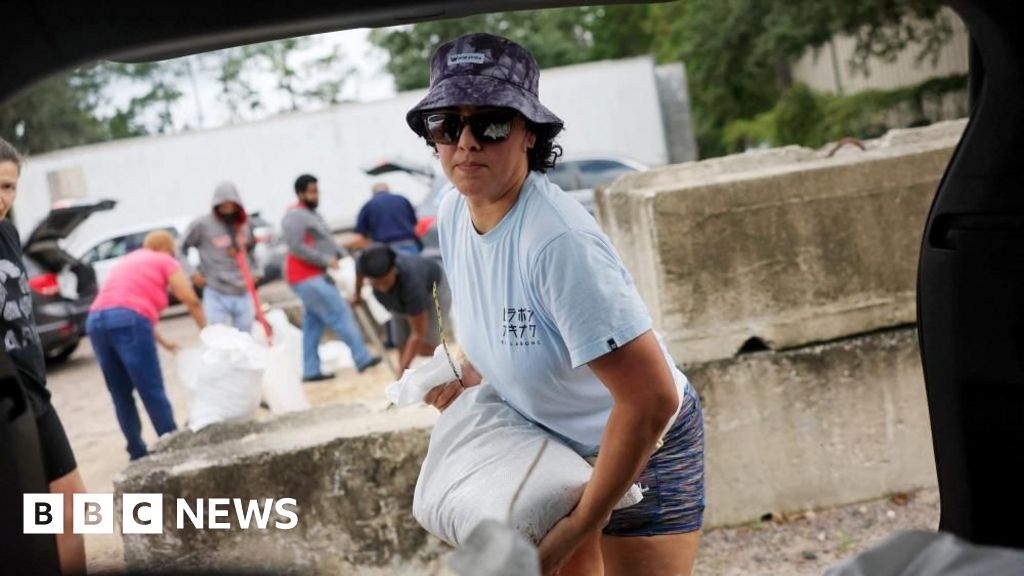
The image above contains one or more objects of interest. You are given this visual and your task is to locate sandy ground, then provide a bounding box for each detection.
[42,283,939,574]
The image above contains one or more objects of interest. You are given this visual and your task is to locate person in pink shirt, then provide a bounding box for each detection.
[86,230,206,460]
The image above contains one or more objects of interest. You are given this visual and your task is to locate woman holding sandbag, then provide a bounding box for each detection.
[408,33,705,576]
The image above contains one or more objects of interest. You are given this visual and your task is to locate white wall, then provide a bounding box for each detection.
[792,7,969,95]
[15,56,669,249]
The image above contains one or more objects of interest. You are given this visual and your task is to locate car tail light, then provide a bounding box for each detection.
[29,273,60,296]
[416,216,436,238]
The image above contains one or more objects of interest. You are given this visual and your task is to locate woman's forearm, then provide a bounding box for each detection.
[187,300,207,329]
[575,400,673,527]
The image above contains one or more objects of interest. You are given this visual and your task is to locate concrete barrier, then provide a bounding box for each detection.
[597,122,965,365]
[116,328,933,569]
[115,404,448,575]
[693,326,935,527]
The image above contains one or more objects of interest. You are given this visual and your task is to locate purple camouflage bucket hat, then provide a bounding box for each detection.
[405,33,564,137]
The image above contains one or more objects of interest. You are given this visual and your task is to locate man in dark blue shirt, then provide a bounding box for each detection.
[348,183,421,254]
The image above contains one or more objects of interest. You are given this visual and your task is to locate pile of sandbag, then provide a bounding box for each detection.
[176,309,309,431]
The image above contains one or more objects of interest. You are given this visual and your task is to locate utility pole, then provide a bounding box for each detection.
[186,55,205,129]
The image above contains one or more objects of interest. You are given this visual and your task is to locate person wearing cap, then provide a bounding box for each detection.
[407,34,705,575]
[282,174,382,381]
[354,244,450,373]
[346,182,422,255]
[180,182,258,333]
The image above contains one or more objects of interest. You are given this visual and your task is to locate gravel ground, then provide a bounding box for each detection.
[696,488,939,575]
[42,283,940,574]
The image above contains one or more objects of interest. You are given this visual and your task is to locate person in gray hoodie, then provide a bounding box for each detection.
[180,181,258,333]
[283,174,380,381]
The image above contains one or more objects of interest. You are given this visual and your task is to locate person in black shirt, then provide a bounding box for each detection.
[1,138,86,573]
[354,245,450,373]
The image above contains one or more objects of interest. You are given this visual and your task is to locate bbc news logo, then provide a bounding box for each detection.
[24,494,298,534]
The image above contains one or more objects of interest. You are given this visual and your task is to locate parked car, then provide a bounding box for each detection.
[546,155,649,214]
[72,216,197,289]
[72,211,281,297]
[364,154,648,260]
[22,198,116,363]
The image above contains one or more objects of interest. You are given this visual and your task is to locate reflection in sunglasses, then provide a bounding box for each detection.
[423,110,518,145]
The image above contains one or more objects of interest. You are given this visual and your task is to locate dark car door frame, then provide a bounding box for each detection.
[917,0,1024,549]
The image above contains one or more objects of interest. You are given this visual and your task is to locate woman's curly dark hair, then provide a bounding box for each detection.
[525,121,563,173]
[422,113,563,173]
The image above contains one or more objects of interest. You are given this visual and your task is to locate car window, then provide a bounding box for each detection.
[82,226,179,264]
[574,159,638,189]
[125,232,148,252]
[89,236,129,262]
[547,163,580,191]
[80,247,101,265]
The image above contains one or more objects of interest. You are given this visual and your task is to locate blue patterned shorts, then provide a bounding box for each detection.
[603,385,705,537]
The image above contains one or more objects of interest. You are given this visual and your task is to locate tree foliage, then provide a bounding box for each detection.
[0,71,109,155]
[0,36,357,154]
[368,6,654,91]
[2,1,956,157]
[370,0,954,158]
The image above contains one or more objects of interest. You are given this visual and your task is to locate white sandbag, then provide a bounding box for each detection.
[175,347,204,394]
[386,345,463,407]
[260,309,309,413]
[184,325,266,431]
[328,260,392,325]
[318,340,355,373]
[413,384,642,546]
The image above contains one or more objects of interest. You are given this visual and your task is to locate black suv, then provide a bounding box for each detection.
[22,199,115,363]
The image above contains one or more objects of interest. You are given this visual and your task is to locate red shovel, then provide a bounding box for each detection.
[235,250,272,345]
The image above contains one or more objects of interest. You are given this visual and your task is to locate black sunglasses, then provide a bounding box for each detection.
[422,109,519,145]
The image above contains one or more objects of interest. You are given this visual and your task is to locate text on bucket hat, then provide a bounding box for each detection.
[405,33,563,138]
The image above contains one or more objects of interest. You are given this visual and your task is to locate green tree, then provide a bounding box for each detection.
[0,71,108,155]
[371,1,952,159]
[649,0,952,157]
[101,61,187,133]
[369,7,653,91]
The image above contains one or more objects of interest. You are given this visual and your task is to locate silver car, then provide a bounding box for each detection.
[365,154,648,260]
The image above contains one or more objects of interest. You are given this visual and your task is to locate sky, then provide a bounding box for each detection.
[102,27,398,133]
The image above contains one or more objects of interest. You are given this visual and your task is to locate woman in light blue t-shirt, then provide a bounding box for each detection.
[405,33,706,576]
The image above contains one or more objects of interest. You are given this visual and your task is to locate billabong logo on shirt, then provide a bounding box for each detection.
[501,306,539,347]
[607,338,618,351]
[448,52,486,65]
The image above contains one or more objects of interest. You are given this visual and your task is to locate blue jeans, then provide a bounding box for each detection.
[388,239,421,255]
[203,286,254,333]
[86,308,176,460]
[290,275,374,376]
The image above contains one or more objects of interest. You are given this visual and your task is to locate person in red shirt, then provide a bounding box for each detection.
[281,174,381,381]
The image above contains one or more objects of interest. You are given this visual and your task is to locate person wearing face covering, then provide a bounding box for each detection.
[282,174,381,381]
[180,181,258,333]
